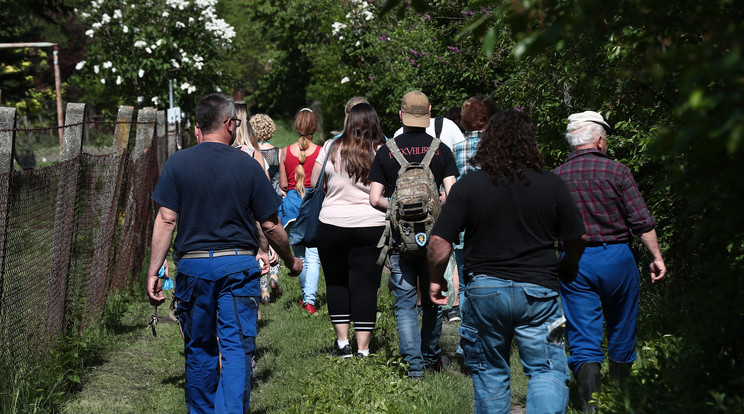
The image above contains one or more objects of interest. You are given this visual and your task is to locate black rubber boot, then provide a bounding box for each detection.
[576,362,601,413]
[609,360,632,383]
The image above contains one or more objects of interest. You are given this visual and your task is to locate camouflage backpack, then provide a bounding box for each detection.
[376,138,441,265]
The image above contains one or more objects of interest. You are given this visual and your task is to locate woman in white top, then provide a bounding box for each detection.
[311,102,386,358]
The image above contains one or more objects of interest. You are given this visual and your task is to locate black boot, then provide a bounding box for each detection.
[576,362,601,413]
[609,360,632,384]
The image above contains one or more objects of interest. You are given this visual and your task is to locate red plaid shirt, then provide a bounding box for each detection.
[553,149,655,243]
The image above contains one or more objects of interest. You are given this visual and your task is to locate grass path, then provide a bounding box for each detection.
[61,269,552,413]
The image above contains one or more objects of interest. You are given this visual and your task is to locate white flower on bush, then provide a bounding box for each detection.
[145,47,152,54]
[175,21,185,28]
[92,22,102,29]
[93,65,100,74]
[101,13,111,23]
[137,96,144,103]
[123,26,129,33]
[81,12,89,18]
[162,10,169,17]
[134,40,147,48]
[341,77,350,84]
[75,61,86,70]
[113,9,122,19]
[100,78,106,84]
[111,67,117,73]
[152,96,159,105]
[138,69,145,78]
[196,0,217,7]
[85,29,95,38]
[204,18,235,43]
[188,85,196,94]
[171,59,180,69]
[194,61,204,70]
[103,61,112,69]
[181,82,191,90]
[166,0,189,10]
[331,22,347,37]
[156,39,163,46]
[188,17,194,24]
[116,76,122,85]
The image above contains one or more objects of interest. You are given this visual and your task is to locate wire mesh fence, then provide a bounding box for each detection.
[0,104,168,362]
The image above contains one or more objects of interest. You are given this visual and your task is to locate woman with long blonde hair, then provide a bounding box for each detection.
[278,108,322,314]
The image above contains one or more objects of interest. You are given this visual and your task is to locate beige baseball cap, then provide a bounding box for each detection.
[566,111,610,133]
[400,90,430,128]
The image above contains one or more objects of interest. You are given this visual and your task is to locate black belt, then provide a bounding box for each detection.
[585,241,628,247]
[181,248,254,259]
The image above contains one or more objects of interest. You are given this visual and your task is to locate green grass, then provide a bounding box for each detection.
[2,262,590,413]
[45,265,598,413]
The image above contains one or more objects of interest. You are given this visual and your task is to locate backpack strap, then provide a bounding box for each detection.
[421,138,440,169]
[386,138,410,175]
[434,115,444,139]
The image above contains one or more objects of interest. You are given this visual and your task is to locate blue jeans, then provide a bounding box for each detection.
[459,276,570,414]
[389,253,443,377]
[559,243,640,374]
[173,254,260,414]
[293,245,321,305]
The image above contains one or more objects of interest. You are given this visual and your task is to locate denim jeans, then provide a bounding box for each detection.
[389,253,443,377]
[293,245,321,305]
[459,276,570,414]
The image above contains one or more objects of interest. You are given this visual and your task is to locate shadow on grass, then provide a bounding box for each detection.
[162,373,186,388]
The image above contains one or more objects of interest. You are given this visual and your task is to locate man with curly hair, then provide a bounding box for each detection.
[428,110,586,414]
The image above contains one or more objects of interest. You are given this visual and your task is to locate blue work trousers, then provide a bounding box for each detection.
[459,276,570,414]
[559,243,640,374]
[174,255,260,414]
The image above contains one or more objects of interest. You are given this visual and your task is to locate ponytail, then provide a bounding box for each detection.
[293,108,318,197]
[294,135,311,197]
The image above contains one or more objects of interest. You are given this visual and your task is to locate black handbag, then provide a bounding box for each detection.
[288,139,336,247]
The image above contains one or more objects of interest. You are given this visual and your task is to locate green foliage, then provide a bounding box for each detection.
[71,0,236,111]
[0,291,133,413]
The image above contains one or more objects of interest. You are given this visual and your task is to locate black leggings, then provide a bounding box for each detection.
[316,222,384,332]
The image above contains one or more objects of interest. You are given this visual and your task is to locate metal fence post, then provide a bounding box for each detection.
[45,103,85,339]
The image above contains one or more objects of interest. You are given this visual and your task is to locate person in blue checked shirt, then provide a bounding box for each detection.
[146,93,303,414]
[554,111,666,413]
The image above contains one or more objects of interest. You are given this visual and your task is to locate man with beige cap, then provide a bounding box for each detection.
[554,111,666,412]
[368,90,459,379]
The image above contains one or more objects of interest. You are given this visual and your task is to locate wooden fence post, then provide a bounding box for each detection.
[0,107,17,332]
[156,110,167,173]
[167,117,178,156]
[133,107,156,161]
[86,106,132,316]
[45,103,85,339]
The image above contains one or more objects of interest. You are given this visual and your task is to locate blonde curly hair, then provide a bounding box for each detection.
[249,114,277,142]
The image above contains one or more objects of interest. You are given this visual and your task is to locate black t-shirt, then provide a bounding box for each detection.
[431,168,585,291]
[368,131,459,194]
